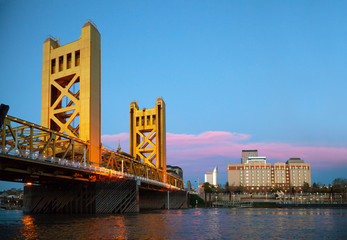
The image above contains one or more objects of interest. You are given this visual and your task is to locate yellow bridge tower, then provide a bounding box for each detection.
[130,98,167,175]
[41,21,101,165]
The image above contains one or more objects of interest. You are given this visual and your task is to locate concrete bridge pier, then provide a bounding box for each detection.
[23,180,188,214]
[23,180,139,214]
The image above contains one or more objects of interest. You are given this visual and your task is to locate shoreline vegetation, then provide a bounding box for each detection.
[190,193,347,209]
[191,177,347,209]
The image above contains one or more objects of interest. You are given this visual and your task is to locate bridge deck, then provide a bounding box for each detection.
[0,115,182,190]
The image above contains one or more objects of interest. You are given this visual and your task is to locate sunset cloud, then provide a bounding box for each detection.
[102,131,347,179]
[166,131,251,147]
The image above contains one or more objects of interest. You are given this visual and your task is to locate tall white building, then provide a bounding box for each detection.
[205,166,218,186]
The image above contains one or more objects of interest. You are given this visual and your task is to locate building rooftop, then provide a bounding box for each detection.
[286,158,305,164]
[167,165,182,170]
[245,156,267,164]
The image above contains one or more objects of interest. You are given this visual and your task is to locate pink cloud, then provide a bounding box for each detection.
[101,133,130,152]
[167,131,250,147]
[101,131,347,171]
[102,133,129,142]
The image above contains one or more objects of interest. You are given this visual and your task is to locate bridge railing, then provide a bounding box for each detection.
[1,115,90,162]
[101,148,183,188]
[1,115,183,189]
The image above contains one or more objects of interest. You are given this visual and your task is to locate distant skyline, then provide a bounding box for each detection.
[1,1,346,190]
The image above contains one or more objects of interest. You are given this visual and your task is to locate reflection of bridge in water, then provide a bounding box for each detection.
[0,21,187,213]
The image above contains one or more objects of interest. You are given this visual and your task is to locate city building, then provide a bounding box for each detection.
[186,180,192,191]
[227,150,311,192]
[241,150,258,164]
[205,172,212,184]
[166,165,183,179]
[286,158,311,188]
[204,166,218,186]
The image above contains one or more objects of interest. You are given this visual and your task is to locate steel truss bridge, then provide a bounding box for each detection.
[0,115,183,190]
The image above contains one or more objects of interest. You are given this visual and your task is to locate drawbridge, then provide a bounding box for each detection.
[0,21,186,213]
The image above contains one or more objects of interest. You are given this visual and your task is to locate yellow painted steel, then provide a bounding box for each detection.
[35,21,182,188]
[41,21,101,165]
[0,115,183,189]
[130,98,167,175]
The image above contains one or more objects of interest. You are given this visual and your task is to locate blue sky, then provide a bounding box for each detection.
[1,0,346,190]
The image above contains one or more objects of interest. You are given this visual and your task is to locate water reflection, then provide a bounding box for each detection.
[0,209,346,239]
[19,215,38,240]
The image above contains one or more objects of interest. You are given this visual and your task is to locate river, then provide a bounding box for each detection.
[0,208,346,239]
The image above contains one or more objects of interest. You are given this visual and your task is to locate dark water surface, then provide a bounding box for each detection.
[0,208,346,239]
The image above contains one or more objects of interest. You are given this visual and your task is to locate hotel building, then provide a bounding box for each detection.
[227,151,311,192]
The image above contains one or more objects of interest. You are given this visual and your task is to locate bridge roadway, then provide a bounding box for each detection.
[0,115,182,189]
[0,116,187,213]
[0,145,180,191]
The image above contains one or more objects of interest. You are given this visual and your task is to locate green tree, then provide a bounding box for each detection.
[234,185,243,194]
[312,182,322,193]
[224,182,230,193]
[303,182,310,193]
[202,182,212,207]
[332,178,347,193]
[202,182,212,193]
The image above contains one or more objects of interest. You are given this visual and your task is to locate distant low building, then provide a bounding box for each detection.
[0,191,9,198]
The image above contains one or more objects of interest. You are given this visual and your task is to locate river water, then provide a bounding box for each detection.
[0,208,346,239]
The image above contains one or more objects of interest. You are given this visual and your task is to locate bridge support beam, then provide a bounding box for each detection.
[23,180,139,214]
